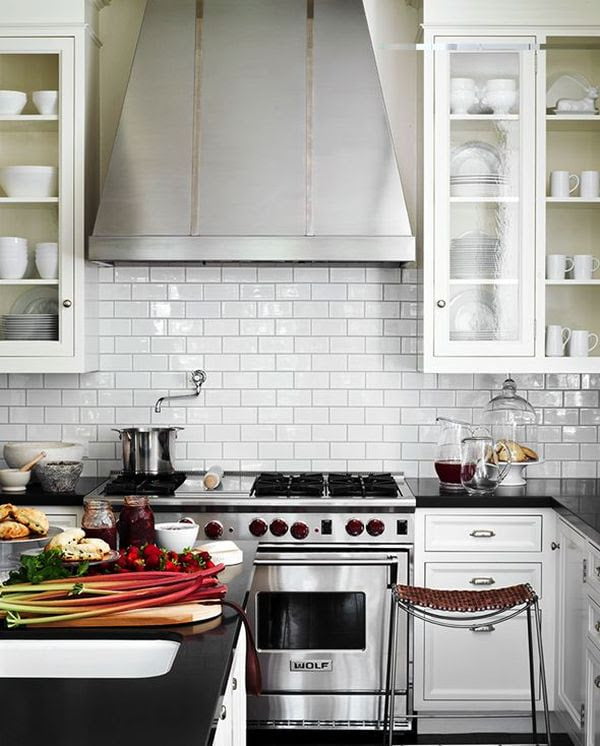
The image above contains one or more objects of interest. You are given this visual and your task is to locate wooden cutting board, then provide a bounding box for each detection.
[34,602,222,628]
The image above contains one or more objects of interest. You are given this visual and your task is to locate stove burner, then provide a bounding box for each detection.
[327,473,399,498]
[104,472,187,496]
[251,472,325,498]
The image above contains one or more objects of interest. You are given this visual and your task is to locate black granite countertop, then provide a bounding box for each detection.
[0,539,258,746]
[408,478,600,546]
[17,477,106,506]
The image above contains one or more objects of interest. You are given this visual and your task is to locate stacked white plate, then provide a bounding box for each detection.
[2,313,58,340]
[450,174,508,197]
[450,231,502,279]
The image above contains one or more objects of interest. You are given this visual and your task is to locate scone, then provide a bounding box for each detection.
[0,503,13,521]
[45,528,85,551]
[0,520,29,539]
[62,544,104,562]
[12,507,49,536]
[79,538,111,554]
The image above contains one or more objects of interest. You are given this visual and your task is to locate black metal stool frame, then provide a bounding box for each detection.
[384,583,552,746]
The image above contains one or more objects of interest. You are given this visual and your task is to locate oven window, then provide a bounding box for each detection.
[257,592,366,650]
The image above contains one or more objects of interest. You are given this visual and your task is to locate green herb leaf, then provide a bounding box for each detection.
[6,549,80,585]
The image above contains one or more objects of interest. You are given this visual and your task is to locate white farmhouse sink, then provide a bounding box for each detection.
[0,638,180,678]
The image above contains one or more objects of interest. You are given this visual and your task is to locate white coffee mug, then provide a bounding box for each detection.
[546,325,571,357]
[580,170,600,199]
[546,254,575,279]
[568,329,599,357]
[573,254,600,280]
[550,171,580,198]
[451,77,476,90]
[35,242,58,280]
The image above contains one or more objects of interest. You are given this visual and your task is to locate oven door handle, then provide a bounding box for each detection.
[254,557,400,566]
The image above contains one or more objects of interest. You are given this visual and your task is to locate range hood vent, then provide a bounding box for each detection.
[90,0,415,263]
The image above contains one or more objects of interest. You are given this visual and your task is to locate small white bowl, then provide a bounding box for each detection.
[0,252,27,279]
[4,442,84,470]
[32,90,58,116]
[0,468,30,493]
[0,166,58,198]
[155,521,199,553]
[0,90,27,116]
[0,237,27,252]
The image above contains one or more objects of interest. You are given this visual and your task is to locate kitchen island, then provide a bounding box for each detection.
[0,539,257,746]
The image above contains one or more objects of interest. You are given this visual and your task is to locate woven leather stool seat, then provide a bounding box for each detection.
[394,582,536,613]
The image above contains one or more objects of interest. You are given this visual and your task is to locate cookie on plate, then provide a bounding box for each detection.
[0,520,29,539]
[11,507,49,536]
[0,503,13,521]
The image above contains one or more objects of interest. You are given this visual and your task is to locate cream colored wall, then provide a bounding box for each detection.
[98,0,147,185]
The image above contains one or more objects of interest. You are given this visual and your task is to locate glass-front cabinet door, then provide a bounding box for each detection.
[432,37,536,358]
[0,37,74,358]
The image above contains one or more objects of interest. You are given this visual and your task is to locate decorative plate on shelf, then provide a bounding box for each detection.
[450,141,502,177]
[9,287,58,315]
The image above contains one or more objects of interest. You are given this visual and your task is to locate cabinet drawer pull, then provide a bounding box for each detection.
[219,705,227,720]
[470,530,496,538]
[470,577,495,586]
[232,677,238,691]
[596,566,600,578]
[595,676,600,689]
[595,621,600,634]
[470,625,495,633]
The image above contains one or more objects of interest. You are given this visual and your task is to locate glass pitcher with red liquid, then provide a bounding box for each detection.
[434,417,473,491]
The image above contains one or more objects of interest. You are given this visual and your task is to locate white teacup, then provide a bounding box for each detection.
[546,254,574,280]
[450,89,476,114]
[482,89,517,114]
[550,171,579,198]
[546,325,571,357]
[32,90,58,116]
[568,329,599,357]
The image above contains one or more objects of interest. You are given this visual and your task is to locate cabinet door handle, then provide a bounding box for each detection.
[436,299,446,308]
[595,621,600,634]
[62,299,72,308]
[596,566,600,578]
[551,542,560,551]
[219,705,227,720]
[595,676,600,689]
[232,677,238,691]
[470,530,496,538]
[470,625,495,632]
[470,577,495,585]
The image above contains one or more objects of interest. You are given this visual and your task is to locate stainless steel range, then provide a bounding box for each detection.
[91,470,415,732]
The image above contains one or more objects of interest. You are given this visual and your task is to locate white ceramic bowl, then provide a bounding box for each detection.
[35,242,58,279]
[0,468,31,493]
[451,77,476,90]
[0,237,27,252]
[0,166,58,198]
[484,89,517,114]
[486,78,517,91]
[155,521,200,553]
[0,90,27,116]
[4,442,84,470]
[450,90,477,114]
[32,90,58,116]
[0,252,27,279]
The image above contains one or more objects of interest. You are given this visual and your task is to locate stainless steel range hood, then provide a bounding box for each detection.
[90,0,415,264]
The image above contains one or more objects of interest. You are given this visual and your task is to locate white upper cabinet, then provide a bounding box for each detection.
[424,18,600,372]
[0,1,103,372]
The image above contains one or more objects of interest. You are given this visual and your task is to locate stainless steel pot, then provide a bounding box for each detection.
[112,427,183,474]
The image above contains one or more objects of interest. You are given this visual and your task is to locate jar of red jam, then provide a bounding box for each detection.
[82,499,117,549]
[118,495,155,548]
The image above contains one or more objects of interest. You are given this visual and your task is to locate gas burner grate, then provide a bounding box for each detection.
[104,471,187,496]
[327,472,399,498]
[251,472,325,498]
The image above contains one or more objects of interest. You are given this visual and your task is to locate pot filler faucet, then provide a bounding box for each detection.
[154,370,206,413]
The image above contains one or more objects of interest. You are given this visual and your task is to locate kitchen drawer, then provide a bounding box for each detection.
[27,508,81,529]
[422,612,540,701]
[588,595,600,654]
[425,562,543,598]
[424,514,543,552]
[588,542,600,598]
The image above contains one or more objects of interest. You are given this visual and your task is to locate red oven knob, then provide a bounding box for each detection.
[249,518,268,537]
[367,519,385,537]
[270,519,288,537]
[204,520,224,539]
[291,521,310,540]
[345,518,364,537]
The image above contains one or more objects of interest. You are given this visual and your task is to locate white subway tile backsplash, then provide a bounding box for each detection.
[0,266,596,476]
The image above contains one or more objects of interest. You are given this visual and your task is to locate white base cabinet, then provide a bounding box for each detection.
[414,508,556,711]
[212,628,246,746]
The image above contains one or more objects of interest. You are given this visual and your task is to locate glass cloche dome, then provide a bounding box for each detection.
[480,376,539,465]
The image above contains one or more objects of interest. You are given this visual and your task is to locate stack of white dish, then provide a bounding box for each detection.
[450,141,507,197]
[0,237,28,279]
[1,313,58,341]
[450,174,508,197]
[450,231,502,279]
